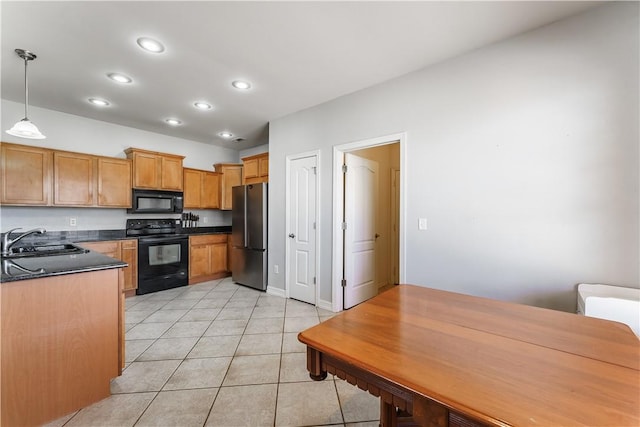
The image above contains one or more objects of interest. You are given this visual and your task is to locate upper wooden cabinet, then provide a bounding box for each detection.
[242,153,269,184]
[214,163,243,210]
[183,168,220,209]
[125,148,184,191]
[54,151,95,206]
[1,142,131,208]
[97,157,132,208]
[1,142,52,205]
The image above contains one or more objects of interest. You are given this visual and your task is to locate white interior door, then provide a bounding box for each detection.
[288,155,317,304]
[344,153,378,309]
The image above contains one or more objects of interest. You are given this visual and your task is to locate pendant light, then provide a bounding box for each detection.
[5,49,46,139]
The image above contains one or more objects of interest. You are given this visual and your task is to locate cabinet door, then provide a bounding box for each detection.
[243,158,259,180]
[211,242,228,274]
[161,156,183,191]
[132,152,160,189]
[259,156,269,178]
[98,157,132,207]
[189,243,211,280]
[183,169,202,208]
[0,143,52,205]
[53,152,95,206]
[120,240,138,292]
[80,240,121,259]
[220,165,243,210]
[202,172,220,209]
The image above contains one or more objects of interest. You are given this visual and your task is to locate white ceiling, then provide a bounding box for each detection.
[1,1,603,150]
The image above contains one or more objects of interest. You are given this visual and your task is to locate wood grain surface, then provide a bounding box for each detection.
[299,285,640,426]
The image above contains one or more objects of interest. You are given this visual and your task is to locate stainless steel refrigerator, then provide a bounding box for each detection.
[231,183,267,290]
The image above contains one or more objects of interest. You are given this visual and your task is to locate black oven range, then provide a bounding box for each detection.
[126,218,189,295]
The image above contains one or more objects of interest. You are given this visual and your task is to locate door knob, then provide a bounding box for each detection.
[289,233,295,238]
[375,233,380,239]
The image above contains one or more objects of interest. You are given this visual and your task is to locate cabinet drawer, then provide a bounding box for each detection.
[189,234,227,246]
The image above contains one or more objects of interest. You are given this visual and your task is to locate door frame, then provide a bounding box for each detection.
[285,149,321,305]
[332,132,406,312]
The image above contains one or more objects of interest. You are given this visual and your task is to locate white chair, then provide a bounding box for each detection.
[577,283,640,337]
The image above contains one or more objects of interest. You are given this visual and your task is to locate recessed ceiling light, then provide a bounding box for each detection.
[231,80,251,90]
[88,98,110,107]
[107,73,132,84]
[137,37,165,53]
[219,132,233,138]
[165,118,182,126]
[194,102,212,110]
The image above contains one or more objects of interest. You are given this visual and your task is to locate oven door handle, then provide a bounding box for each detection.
[138,235,187,244]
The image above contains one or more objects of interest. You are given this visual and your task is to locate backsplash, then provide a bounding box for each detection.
[0,206,231,232]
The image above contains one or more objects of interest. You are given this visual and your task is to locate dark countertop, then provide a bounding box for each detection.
[1,251,127,283]
[0,226,231,283]
[4,226,232,245]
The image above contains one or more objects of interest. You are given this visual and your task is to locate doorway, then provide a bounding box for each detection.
[332,133,405,311]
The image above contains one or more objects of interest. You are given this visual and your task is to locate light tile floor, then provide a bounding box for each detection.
[47,277,380,427]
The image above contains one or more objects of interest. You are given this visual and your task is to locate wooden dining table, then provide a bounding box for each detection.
[298,285,640,426]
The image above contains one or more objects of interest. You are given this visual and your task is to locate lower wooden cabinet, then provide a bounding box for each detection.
[79,239,138,294]
[79,239,138,371]
[189,234,230,284]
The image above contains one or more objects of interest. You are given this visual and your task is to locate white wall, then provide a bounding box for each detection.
[1,100,238,231]
[268,3,639,312]
[239,144,269,159]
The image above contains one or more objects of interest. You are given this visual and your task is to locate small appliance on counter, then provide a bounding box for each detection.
[231,183,267,291]
[126,218,188,295]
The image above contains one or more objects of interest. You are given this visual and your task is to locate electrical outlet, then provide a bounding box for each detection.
[69,217,77,227]
[274,265,279,274]
[418,218,427,230]
[203,216,208,224]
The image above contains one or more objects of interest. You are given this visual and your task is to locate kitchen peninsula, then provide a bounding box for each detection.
[1,249,126,427]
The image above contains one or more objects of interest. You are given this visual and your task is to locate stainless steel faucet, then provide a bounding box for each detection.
[1,227,46,256]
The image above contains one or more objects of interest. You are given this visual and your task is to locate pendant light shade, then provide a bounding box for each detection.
[5,49,46,140]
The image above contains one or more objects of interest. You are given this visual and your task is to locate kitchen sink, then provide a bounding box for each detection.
[3,243,89,258]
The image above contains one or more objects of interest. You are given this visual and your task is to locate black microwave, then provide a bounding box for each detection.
[128,189,184,214]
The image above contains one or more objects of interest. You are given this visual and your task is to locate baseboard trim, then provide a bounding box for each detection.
[267,286,286,298]
[318,299,335,312]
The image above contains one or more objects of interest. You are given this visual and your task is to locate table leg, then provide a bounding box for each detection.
[380,400,397,427]
[307,347,327,381]
[412,395,448,427]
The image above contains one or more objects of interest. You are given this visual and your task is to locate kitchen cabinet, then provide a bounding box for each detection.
[242,152,269,184]
[0,142,52,205]
[189,234,229,284]
[54,151,95,206]
[183,168,221,209]
[214,163,243,210]
[80,239,138,294]
[1,142,131,208]
[54,153,132,207]
[125,147,184,191]
[1,269,120,426]
[97,157,132,207]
